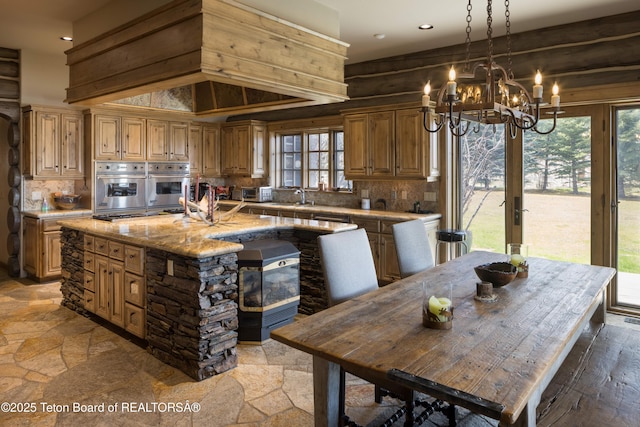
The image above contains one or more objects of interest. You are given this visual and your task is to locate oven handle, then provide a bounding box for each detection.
[96,174,146,180]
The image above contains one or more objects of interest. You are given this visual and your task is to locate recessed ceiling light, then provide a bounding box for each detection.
[373,33,386,40]
[60,36,73,42]
[419,24,434,30]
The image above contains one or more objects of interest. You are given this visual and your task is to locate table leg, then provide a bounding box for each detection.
[313,355,341,427]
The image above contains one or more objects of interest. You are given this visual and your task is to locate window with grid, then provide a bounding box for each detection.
[278,129,351,190]
[281,134,302,187]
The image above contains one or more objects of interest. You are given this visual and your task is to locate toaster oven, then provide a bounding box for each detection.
[238,186,273,202]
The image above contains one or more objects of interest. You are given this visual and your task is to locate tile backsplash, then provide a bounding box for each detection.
[24,176,439,214]
[22,179,90,211]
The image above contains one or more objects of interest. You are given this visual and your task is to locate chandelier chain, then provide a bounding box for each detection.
[505,0,514,80]
[464,0,473,72]
[486,0,493,65]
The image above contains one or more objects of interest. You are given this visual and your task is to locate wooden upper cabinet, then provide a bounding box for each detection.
[94,114,121,160]
[188,123,202,174]
[368,111,395,177]
[22,106,84,179]
[61,114,84,176]
[121,117,145,160]
[343,110,394,178]
[220,120,266,178]
[343,103,439,181]
[169,121,189,161]
[395,108,426,178]
[94,114,146,161]
[343,113,369,178]
[202,124,221,177]
[146,120,189,161]
[147,119,169,160]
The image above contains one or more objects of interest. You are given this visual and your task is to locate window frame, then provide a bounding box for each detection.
[273,125,351,191]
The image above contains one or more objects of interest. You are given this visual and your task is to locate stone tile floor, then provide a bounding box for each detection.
[2,271,638,427]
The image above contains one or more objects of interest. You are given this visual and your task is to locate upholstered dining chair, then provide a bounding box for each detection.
[392,219,435,278]
[317,228,416,426]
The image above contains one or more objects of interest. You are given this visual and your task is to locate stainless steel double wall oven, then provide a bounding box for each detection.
[94,161,190,215]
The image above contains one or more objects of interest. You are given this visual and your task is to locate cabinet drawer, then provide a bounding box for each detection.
[124,245,145,275]
[84,290,95,313]
[42,219,62,232]
[84,235,95,252]
[381,220,400,234]
[124,303,146,338]
[124,272,145,306]
[84,251,95,272]
[109,241,125,260]
[352,218,380,233]
[84,271,95,291]
[94,237,109,255]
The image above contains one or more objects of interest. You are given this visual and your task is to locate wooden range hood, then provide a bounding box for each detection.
[65,0,349,117]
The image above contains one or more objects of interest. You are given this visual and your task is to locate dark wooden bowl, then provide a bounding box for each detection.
[474,262,518,287]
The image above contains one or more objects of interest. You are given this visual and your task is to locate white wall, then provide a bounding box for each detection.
[21,50,69,107]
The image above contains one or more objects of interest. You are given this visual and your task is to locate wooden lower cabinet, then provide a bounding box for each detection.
[84,234,146,338]
[23,214,90,281]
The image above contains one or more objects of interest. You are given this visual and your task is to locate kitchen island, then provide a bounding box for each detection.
[57,212,356,380]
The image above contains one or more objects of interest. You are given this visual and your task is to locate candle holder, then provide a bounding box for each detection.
[508,243,529,278]
[422,281,453,330]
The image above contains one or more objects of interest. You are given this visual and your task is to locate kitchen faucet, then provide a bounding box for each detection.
[294,188,306,204]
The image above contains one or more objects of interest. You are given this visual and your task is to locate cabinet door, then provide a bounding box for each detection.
[425,111,440,180]
[22,217,39,276]
[42,231,62,278]
[61,113,84,177]
[147,119,169,160]
[95,115,121,160]
[251,123,266,178]
[124,303,145,338]
[35,112,61,177]
[169,121,189,161]
[203,124,221,177]
[188,123,202,173]
[84,290,96,313]
[368,111,395,177]
[220,126,237,175]
[109,261,126,328]
[395,108,427,178]
[95,255,110,319]
[122,117,146,160]
[379,233,401,282]
[235,126,251,175]
[344,113,369,178]
[124,272,145,307]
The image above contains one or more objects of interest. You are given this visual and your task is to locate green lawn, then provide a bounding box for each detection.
[464,191,640,272]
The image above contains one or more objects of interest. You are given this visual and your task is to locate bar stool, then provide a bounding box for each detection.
[435,229,468,264]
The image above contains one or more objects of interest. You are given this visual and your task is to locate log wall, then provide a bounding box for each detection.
[232,10,640,122]
[0,47,20,276]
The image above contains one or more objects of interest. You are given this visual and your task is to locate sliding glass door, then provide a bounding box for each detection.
[522,113,593,264]
[613,106,640,309]
[460,106,605,266]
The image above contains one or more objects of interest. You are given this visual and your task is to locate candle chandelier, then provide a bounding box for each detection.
[422,0,562,137]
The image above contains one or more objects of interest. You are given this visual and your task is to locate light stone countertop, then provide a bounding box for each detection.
[57,212,357,258]
[23,209,93,219]
[218,200,442,222]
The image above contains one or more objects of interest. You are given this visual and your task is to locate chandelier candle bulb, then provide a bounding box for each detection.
[447,67,457,96]
[533,71,543,99]
[551,83,560,108]
[422,81,431,107]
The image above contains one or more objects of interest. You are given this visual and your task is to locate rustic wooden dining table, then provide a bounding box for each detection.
[270,250,616,427]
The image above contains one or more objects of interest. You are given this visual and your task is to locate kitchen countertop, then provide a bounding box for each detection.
[57,212,357,259]
[217,200,441,222]
[23,209,93,219]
